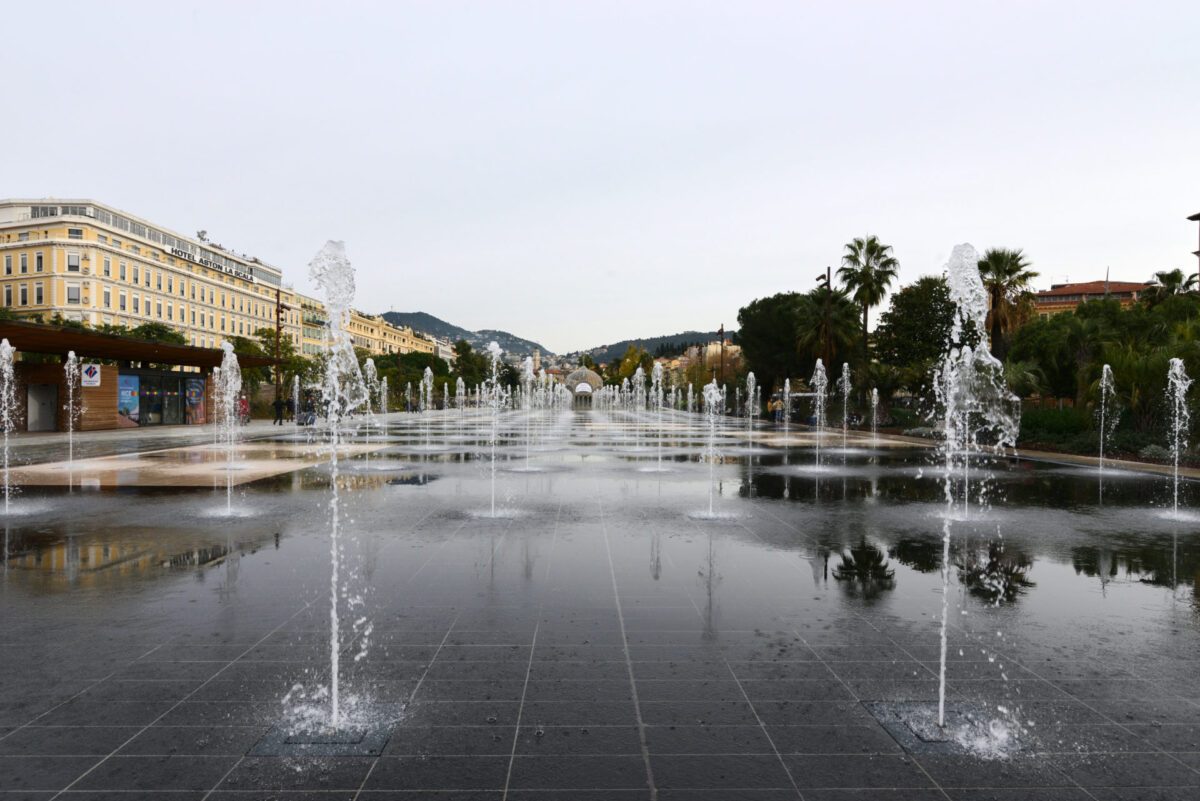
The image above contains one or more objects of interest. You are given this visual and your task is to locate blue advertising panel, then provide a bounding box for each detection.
[117,375,140,427]
[184,378,206,424]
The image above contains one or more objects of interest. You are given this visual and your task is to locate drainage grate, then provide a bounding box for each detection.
[863,700,1025,756]
[249,703,404,757]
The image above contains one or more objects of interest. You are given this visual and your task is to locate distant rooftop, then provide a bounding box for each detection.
[1037,280,1151,298]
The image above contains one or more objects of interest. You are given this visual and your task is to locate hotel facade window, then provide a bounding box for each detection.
[35,283,43,304]
[35,252,43,272]
[66,285,81,304]
[20,253,28,273]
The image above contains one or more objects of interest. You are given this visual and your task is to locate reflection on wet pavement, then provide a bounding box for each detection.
[2,408,1199,797]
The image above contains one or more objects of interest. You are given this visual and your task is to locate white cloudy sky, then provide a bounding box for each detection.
[4,1,1198,353]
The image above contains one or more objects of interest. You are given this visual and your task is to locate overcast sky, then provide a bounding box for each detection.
[4,1,1198,353]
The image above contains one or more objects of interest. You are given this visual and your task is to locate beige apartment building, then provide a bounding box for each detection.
[0,199,441,361]
[0,199,302,350]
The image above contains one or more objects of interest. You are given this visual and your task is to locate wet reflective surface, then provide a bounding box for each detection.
[2,409,1200,798]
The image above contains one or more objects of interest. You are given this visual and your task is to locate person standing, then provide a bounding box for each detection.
[286,396,295,422]
[272,396,285,425]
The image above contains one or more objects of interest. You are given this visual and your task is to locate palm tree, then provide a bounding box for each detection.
[795,286,860,371]
[1141,268,1198,307]
[977,248,1039,361]
[837,236,900,367]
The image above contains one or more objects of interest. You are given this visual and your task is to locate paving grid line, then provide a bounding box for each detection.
[735,495,1103,798]
[597,481,657,799]
[756,492,1200,787]
[718,502,962,798]
[499,496,559,796]
[205,489,467,792]
[684,577,805,797]
[62,496,449,800]
[500,621,540,798]
[350,607,464,800]
[627,491,806,797]
[350,492,527,799]
[45,596,321,801]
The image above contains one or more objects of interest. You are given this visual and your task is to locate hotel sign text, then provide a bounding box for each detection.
[169,247,254,282]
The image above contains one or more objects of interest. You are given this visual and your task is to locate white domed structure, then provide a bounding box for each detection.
[564,367,603,408]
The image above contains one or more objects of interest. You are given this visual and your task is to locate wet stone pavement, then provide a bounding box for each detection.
[2,409,1200,799]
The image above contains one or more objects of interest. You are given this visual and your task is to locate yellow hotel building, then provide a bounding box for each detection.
[0,199,302,350]
[0,199,438,360]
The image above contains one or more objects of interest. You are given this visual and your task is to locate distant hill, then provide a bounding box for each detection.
[381,311,553,360]
[570,330,731,365]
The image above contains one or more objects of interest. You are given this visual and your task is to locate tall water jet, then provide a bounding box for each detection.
[1168,358,1192,519]
[522,357,535,464]
[486,342,503,517]
[810,360,828,469]
[745,372,757,442]
[214,343,243,515]
[870,387,879,446]
[687,383,695,415]
[702,380,723,517]
[362,359,379,466]
[0,340,14,514]
[309,240,370,727]
[421,367,434,453]
[934,243,1020,727]
[63,351,81,470]
[1099,366,1113,496]
[838,363,851,456]
[293,374,301,429]
[652,362,665,469]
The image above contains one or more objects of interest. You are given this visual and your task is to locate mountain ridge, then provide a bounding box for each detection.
[381,311,553,359]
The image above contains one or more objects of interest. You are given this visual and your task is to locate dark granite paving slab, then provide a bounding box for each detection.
[68,754,240,791]
[783,754,937,789]
[114,724,267,756]
[0,726,140,756]
[215,755,375,792]
[1050,752,1200,788]
[384,724,516,756]
[508,754,650,789]
[650,754,796,789]
[644,724,774,754]
[0,755,99,792]
[360,754,511,790]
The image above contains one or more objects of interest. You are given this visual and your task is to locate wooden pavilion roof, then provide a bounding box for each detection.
[0,319,277,368]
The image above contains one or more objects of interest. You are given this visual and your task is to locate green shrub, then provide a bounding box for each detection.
[1020,408,1089,441]
[888,407,920,430]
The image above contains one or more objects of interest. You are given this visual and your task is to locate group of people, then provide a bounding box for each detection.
[270,396,299,425]
[767,396,787,422]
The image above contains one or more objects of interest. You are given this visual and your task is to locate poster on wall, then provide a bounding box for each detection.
[184,378,206,425]
[117,376,140,427]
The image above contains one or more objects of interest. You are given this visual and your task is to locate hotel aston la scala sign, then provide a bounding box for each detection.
[168,247,254,282]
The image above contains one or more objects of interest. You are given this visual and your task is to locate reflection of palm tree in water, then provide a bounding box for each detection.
[832,539,895,599]
[956,541,1033,603]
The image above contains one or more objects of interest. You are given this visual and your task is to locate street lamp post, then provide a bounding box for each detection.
[816,266,832,367]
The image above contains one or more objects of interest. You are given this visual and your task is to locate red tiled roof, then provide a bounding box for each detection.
[1035,281,1150,298]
